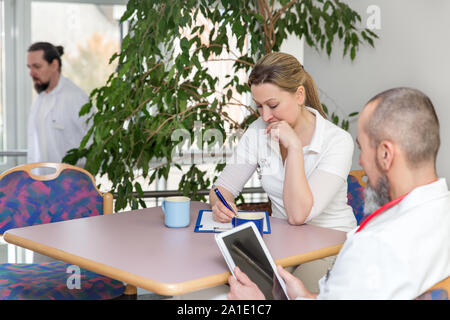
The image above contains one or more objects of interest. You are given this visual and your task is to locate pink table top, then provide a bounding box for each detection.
[4,201,346,296]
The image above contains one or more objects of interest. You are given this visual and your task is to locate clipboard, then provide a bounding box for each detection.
[194,210,271,234]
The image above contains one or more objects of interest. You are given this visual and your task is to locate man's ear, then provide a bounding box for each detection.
[376,140,395,171]
[296,85,306,106]
[50,58,59,72]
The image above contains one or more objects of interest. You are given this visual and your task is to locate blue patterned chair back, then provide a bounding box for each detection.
[0,163,125,300]
[0,163,104,235]
[347,170,366,226]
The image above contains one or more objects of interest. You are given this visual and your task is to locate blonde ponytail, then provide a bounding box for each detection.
[303,71,327,119]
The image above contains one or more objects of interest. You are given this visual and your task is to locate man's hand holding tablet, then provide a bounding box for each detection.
[215,222,289,300]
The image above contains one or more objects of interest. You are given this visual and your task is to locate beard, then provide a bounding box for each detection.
[33,80,50,93]
[363,173,391,215]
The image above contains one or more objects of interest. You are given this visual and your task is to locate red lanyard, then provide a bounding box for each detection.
[356,179,439,233]
[355,193,408,233]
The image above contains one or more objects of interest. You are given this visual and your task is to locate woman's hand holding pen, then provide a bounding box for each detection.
[211,187,238,223]
[212,199,237,223]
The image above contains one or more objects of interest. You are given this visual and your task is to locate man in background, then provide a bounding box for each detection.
[26,42,89,167]
[228,87,450,299]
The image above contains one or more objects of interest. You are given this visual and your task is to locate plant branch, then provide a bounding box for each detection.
[204,58,254,68]
[180,81,256,117]
[145,102,210,143]
[273,0,298,24]
[262,0,275,49]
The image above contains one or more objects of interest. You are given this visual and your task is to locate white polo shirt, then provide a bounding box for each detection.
[215,107,356,232]
[317,179,450,299]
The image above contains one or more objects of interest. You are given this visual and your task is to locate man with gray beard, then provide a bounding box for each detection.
[228,87,450,299]
[361,173,390,217]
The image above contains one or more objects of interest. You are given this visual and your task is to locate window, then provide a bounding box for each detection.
[0,0,21,171]
[0,0,127,172]
[0,0,5,164]
[31,1,126,95]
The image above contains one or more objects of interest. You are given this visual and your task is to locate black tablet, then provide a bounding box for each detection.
[215,222,289,300]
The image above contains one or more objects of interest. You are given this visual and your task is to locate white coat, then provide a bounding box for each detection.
[317,178,450,299]
[27,75,90,166]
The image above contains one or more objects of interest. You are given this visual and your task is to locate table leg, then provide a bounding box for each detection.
[118,284,137,300]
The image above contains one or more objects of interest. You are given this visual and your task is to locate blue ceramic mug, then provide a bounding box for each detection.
[161,196,191,228]
[232,212,264,236]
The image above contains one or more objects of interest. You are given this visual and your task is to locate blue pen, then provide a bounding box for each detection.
[213,187,236,216]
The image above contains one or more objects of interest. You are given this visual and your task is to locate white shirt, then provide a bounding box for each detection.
[215,107,357,232]
[317,179,450,299]
[27,75,90,166]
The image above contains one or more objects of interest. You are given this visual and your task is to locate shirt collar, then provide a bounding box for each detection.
[303,107,325,154]
[397,178,449,213]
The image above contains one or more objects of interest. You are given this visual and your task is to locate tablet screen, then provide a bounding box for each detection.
[220,226,288,300]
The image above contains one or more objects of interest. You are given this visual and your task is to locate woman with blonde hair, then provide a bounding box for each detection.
[210,52,356,293]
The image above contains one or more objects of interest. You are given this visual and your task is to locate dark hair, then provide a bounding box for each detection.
[366,87,440,167]
[248,52,327,118]
[28,42,64,71]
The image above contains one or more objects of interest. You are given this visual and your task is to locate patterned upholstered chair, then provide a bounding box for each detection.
[0,162,126,300]
[347,170,367,225]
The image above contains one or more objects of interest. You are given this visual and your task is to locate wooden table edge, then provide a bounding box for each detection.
[275,243,343,267]
[3,232,343,297]
[3,231,228,296]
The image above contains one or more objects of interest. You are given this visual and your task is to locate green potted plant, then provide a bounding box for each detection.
[64,0,377,211]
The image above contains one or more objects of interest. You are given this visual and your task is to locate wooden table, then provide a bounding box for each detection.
[4,201,346,296]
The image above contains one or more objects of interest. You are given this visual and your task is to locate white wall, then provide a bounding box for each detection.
[303,0,450,180]
[280,32,304,65]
